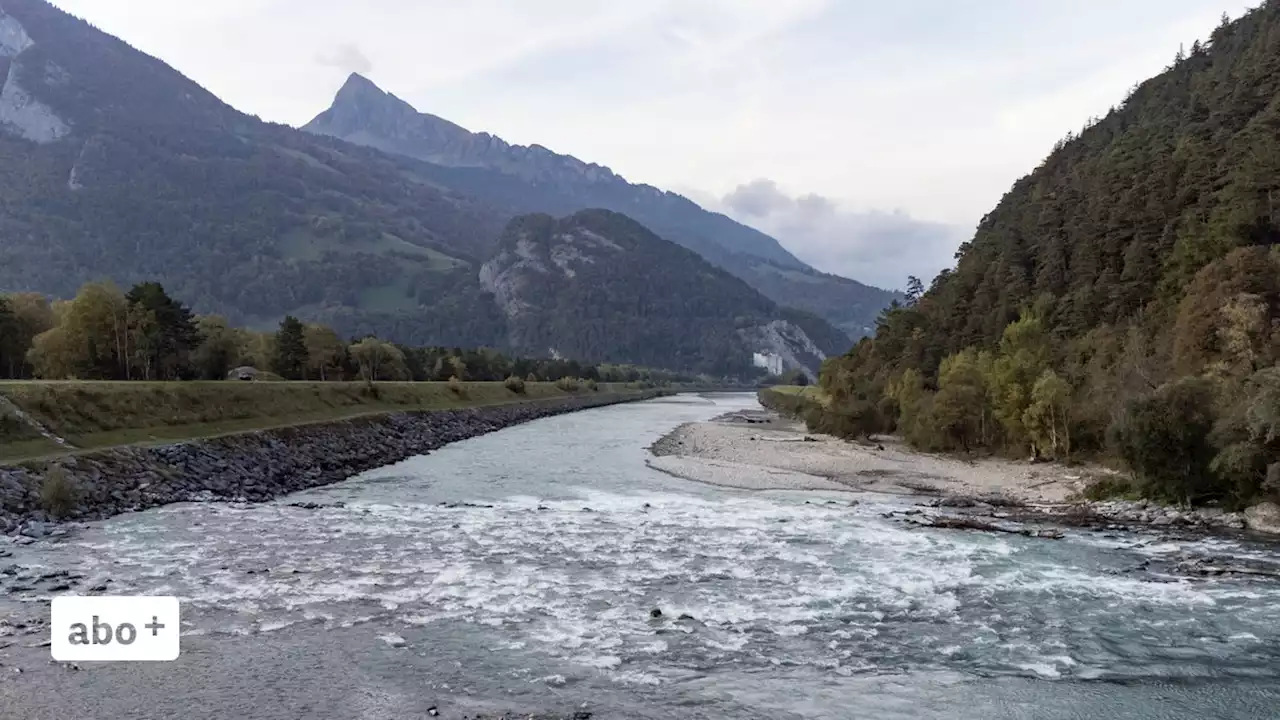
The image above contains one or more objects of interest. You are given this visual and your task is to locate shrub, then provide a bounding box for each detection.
[504,375,527,394]
[556,376,582,392]
[526,373,538,383]
[448,376,465,396]
[585,378,598,392]
[40,466,81,519]
[1081,475,1141,501]
[1110,376,1220,505]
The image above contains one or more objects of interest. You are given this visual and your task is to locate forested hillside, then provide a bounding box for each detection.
[481,210,842,377]
[820,4,1280,508]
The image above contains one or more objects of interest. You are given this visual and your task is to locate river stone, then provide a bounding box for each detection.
[1245,502,1280,535]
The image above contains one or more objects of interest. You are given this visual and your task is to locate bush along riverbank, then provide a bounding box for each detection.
[0,389,667,535]
[757,388,1280,536]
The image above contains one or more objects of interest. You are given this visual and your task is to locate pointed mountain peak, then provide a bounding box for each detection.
[332,72,403,110]
[305,72,471,151]
[316,71,426,126]
[336,72,382,98]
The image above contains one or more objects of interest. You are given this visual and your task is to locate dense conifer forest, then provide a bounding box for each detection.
[816,4,1280,508]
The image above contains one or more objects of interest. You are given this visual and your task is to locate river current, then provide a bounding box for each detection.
[3,393,1280,719]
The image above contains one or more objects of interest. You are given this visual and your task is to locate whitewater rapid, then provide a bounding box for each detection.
[2,394,1279,719]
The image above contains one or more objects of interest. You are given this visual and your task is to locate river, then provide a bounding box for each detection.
[2,393,1280,719]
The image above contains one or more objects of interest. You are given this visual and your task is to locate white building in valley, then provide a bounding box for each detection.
[752,352,785,376]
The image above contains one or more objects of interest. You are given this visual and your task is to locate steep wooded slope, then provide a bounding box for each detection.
[821,3,1280,506]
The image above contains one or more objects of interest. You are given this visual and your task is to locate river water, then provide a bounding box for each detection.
[3,393,1280,719]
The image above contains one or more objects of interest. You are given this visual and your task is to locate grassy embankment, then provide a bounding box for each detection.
[0,380,646,463]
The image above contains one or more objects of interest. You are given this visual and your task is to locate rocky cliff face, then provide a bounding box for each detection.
[0,7,68,143]
[479,210,828,376]
[303,73,900,337]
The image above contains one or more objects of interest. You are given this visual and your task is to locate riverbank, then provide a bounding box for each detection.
[650,408,1280,536]
[0,388,667,534]
[0,380,663,462]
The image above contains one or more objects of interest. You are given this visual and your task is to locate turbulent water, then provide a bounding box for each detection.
[3,394,1280,719]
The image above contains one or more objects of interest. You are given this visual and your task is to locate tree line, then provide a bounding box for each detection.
[0,280,697,386]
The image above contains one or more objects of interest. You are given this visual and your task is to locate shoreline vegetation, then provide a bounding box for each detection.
[650,393,1280,537]
[0,278,749,463]
[0,379,686,463]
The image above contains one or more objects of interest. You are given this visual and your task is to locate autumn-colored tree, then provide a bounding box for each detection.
[126,304,162,380]
[303,324,347,381]
[235,330,274,371]
[932,349,988,451]
[989,309,1051,456]
[191,315,240,380]
[1022,370,1073,460]
[26,282,130,379]
[350,338,407,383]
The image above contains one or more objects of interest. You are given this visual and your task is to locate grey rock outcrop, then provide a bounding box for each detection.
[0,11,34,57]
[0,10,70,143]
[477,210,830,375]
[737,320,827,381]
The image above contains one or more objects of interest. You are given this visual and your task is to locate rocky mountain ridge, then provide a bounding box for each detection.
[304,73,901,337]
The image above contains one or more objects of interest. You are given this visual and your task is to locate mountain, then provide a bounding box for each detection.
[481,209,835,376]
[0,0,838,377]
[819,5,1280,505]
[0,0,511,344]
[303,73,900,337]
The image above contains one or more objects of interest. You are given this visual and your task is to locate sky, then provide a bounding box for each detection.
[49,0,1258,291]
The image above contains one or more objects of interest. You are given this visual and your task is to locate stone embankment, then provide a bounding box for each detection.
[0,391,664,535]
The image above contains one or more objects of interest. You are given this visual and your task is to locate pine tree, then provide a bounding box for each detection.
[271,316,309,380]
[0,297,21,378]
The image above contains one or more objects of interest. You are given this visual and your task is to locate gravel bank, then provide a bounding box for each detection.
[650,408,1089,502]
[650,408,1271,535]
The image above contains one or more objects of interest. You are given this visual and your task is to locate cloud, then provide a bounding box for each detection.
[315,43,373,75]
[715,179,969,292]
